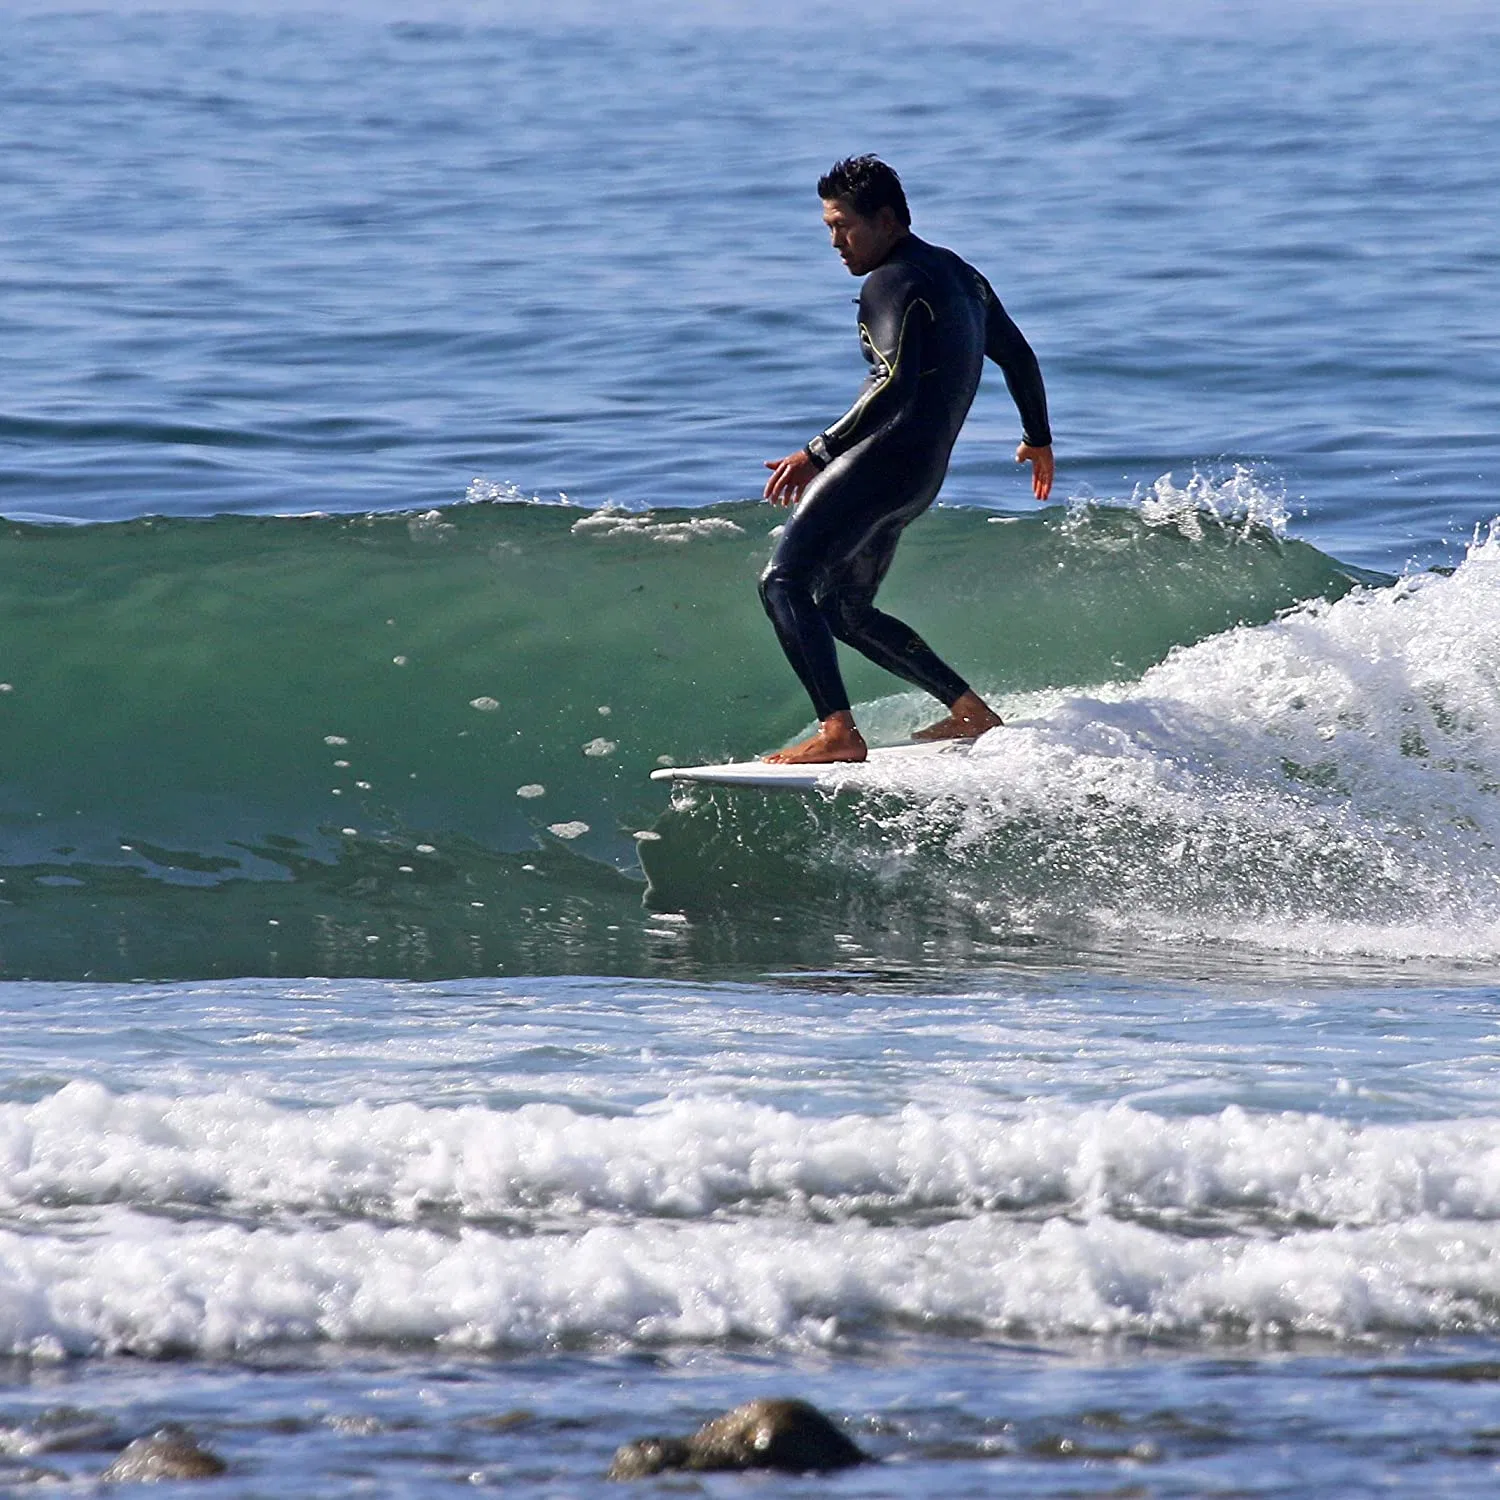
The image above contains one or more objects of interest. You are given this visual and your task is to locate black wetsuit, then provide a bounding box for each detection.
[759,233,1051,720]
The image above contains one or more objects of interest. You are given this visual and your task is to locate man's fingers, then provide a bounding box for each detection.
[1033,454,1054,500]
[764,452,812,505]
[1016,444,1054,503]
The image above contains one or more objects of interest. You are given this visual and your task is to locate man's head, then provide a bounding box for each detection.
[817,155,910,276]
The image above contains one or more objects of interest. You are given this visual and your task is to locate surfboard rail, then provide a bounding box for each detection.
[649,739,974,792]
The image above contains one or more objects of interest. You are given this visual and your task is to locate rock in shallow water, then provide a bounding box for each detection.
[0,1465,68,1486]
[100,1428,226,1482]
[607,1436,694,1480]
[608,1398,868,1480]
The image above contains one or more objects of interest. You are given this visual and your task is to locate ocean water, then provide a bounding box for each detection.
[1,1,1499,1492]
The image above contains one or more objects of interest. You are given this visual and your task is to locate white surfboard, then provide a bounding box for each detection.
[649,738,974,792]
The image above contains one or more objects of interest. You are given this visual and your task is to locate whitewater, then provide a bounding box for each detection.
[5,986,1500,1359]
[717,520,1500,964]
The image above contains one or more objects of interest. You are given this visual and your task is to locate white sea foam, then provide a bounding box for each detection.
[1,1081,1500,1355]
[4,1084,1500,1228]
[843,523,1500,957]
[464,478,578,507]
[1,1204,1497,1358]
[569,507,744,543]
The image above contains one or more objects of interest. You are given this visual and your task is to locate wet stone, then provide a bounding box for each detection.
[608,1398,868,1480]
[608,1436,694,1479]
[100,1427,226,1482]
[0,1463,68,1485]
[462,1409,537,1433]
[0,1405,118,1457]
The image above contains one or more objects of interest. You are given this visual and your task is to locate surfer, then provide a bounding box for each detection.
[760,155,1053,764]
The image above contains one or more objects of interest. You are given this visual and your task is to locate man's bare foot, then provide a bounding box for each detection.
[912,691,1003,742]
[763,712,868,764]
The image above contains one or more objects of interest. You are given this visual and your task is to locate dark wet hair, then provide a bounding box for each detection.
[817,155,911,227]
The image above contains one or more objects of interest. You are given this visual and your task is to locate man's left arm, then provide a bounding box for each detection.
[984,288,1053,501]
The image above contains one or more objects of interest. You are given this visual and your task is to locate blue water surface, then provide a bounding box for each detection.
[2,3,1496,569]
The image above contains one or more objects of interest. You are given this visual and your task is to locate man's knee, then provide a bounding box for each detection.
[818,587,875,642]
[758,562,796,619]
[759,558,818,616]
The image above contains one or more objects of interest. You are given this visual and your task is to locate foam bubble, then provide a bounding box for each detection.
[407,510,455,540]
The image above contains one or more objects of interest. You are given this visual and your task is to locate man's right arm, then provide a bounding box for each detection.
[805,266,930,470]
[765,282,929,504]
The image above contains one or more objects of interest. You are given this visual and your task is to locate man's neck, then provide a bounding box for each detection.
[867,226,912,273]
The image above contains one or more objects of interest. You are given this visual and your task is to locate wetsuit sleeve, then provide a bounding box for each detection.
[806,271,932,469]
[983,287,1052,449]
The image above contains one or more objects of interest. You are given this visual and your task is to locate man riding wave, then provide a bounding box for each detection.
[760,155,1053,764]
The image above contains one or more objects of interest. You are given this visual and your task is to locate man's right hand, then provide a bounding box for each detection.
[763,451,818,507]
[1016,443,1054,501]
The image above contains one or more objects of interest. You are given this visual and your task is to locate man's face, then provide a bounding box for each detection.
[821,197,903,276]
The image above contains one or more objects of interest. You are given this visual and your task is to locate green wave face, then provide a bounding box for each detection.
[0,499,1375,979]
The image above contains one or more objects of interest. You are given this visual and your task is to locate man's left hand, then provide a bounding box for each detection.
[1017,443,1054,501]
[764,451,818,507]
